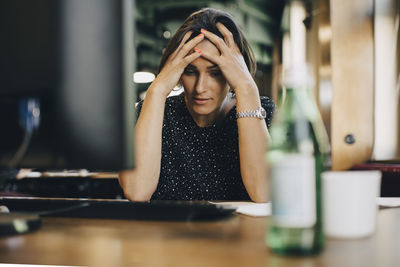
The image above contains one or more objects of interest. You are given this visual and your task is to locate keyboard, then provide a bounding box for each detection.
[0,197,235,221]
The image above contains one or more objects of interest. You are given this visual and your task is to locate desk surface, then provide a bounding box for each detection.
[1,208,400,267]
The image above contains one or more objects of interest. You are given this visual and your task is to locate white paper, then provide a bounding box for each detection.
[210,201,271,217]
[210,197,400,217]
[377,197,400,207]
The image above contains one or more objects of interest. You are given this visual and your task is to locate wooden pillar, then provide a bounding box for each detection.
[330,0,374,170]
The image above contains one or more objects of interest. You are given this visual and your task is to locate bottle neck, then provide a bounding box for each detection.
[278,86,331,156]
[278,86,311,110]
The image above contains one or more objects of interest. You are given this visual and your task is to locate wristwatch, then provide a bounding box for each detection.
[236,107,267,119]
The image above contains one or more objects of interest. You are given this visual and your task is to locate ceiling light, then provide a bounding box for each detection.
[163,31,171,39]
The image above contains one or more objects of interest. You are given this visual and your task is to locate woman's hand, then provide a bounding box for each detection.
[199,23,257,94]
[148,31,205,98]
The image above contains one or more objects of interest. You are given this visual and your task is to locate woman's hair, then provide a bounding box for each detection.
[158,8,256,76]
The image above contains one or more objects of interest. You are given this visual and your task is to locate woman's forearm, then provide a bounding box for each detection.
[119,89,167,201]
[119,32,204,201]
[235,85,269,203]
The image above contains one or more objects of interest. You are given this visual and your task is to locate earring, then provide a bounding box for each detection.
[230,89,235,98]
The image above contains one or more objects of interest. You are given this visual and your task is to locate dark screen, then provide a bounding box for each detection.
[0,0,135,171]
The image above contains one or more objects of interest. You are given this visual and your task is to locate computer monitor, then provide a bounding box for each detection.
[0,0,136,171]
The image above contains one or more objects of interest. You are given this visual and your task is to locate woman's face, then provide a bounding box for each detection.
[181,39,229,126]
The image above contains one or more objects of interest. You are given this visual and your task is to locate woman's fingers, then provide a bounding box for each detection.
[200,28,228,54]
[197,48,220,65]
[175,32,204,60]
[182,47,203,65]
[174,31,193,55]
[216,22,236,49]
[169,31,193,60]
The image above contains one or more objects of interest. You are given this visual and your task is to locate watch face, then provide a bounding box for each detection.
[260,108,267,118]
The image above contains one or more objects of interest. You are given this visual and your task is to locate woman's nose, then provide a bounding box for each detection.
[194,74,207,94]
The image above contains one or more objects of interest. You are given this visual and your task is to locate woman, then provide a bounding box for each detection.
[119,8,275,202]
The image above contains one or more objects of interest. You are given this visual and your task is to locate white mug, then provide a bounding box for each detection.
[322,170,381,239]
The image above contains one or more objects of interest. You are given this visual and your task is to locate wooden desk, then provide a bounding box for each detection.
[1,208,399,267]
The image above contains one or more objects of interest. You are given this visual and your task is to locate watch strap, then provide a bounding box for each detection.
[236,107,266,119]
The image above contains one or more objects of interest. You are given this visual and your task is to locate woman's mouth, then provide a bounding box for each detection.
[193,97,210,105]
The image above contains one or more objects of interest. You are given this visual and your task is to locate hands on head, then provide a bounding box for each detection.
[149,22,255,98]
[199,23,256,93]
[147,31,204,98]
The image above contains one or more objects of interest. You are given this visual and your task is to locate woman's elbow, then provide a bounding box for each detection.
[118,170,153,202]
[243,173,269,203]
[249,193,269,203]
[123,189,152,202]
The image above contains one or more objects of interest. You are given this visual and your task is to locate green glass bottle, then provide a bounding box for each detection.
[266,66,330,255]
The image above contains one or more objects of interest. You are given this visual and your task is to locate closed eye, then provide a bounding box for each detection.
[183,68,197,75]
[210,70,222,77]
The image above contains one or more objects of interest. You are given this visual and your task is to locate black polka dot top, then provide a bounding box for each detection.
[136,93,275,201]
